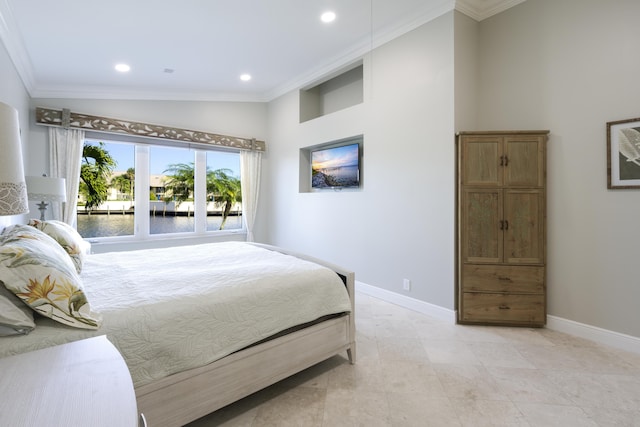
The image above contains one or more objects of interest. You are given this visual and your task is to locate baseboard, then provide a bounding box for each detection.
[355,281,456,324]
[546,315,640,355]
[355,281,640,354]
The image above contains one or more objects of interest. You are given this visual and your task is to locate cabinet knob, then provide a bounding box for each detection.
[498,305,511,310]
[498,276,512,281]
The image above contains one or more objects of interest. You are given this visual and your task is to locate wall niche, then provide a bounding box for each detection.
[299,62,363,123]
[299,135,363,193]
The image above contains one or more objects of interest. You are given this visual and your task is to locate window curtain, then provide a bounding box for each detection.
[240,150,262,242]
[49,127,84,226]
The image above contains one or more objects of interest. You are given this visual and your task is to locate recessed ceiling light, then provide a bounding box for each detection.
[240,74,251,82]
[115,63,130,72]
[321,11,336,23]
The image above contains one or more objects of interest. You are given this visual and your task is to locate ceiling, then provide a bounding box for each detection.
[0,0,523,102]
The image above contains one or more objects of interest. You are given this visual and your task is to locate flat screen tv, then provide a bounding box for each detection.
[311,142,360,189]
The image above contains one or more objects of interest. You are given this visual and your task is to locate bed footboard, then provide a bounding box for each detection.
[250,243,356,363]
[136,243,356,427]
[136,315,353,427]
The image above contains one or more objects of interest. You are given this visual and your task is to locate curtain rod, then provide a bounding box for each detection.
[35,107,266,152]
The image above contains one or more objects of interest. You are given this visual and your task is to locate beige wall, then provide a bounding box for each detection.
[476,0,640,337]
[454,11,479,132]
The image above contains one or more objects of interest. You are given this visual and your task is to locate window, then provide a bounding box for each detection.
[78,141,135,238]
[149,146,195,235]
[76,138,243,240]
[206,151,242,231]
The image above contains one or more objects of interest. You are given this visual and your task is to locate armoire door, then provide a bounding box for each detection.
[460,188,503,264]
[503,189,545,265]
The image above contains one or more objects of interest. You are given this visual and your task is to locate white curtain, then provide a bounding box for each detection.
[240,150,262,242]
[49,127,84,226]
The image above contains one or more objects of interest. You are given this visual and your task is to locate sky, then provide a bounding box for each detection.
[86,140,240,176]
[311,143,359,170]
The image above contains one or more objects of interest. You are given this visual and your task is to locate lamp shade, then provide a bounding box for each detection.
[0,102,28,215]
[26,176,67,202]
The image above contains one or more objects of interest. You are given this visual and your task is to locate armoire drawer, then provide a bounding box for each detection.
[461,264,544,293]
[461,292,545,325]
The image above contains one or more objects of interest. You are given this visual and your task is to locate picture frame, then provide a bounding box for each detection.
[607,117,640,189]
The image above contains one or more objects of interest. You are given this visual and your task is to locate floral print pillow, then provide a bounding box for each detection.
[28,219,89,273]
[0,224,101,330]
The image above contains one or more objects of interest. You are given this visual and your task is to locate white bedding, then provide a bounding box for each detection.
[0,242,352,387]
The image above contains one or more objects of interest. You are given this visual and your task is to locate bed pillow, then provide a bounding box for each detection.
[28,219,89,273]
[0,283,35,336]
[0,224,101,330]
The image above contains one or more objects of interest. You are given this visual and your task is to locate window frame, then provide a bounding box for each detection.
[80,136,245,244]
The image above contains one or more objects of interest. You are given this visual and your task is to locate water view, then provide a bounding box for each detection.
[312,165,359,188]
[77,214,243,238]
[324,165,359,181]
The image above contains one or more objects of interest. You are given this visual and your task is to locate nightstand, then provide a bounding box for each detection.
[0,335,139,426]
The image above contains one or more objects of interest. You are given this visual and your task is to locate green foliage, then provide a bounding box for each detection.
[110,167,135,200]
[162,163,241,230]
[80,142,116,210]
[207,168,241,230]
[162,163,195,206]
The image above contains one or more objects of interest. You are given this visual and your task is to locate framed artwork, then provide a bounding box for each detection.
[607,117,640,189]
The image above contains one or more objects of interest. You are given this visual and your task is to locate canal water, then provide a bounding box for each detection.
[77,214,243,238]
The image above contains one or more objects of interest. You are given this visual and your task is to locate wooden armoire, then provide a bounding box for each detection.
[457,131,549,327]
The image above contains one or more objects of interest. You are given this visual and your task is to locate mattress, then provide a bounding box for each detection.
[0,242,352,387]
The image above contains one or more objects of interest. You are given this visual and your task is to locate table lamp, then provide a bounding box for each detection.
[0,102,29,217]
[26,175,67,221]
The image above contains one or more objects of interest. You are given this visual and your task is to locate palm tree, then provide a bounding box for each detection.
[207,168,241,230]
[162,163,241,229]
[80,142,117,210]
[110,167,135,200]
[162,163,194,206]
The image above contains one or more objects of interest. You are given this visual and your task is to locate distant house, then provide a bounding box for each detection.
[105,171,167,201]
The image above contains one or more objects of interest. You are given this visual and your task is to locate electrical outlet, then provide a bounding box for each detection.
[403,278,411,291]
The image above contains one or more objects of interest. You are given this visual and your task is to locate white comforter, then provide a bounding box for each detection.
[0,242,352,387]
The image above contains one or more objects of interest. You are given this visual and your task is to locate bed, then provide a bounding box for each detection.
[0,222,355,427]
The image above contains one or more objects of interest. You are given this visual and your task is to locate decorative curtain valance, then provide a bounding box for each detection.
[35,107,266,152]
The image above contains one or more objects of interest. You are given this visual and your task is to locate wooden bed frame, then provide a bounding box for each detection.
[135,244,356,427]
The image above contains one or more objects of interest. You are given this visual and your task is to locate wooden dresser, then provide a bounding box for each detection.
[457,130,548,327]
[0,335,139,426]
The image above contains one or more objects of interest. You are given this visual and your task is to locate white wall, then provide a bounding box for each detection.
[476,0,640,338]
[264,12,457,309]
[0,41,30,228]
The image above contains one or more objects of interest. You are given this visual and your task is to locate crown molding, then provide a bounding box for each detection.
[455,0,526,21]
[0,0,35,94]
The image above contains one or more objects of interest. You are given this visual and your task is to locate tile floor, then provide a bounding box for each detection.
[187,292,640,426]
